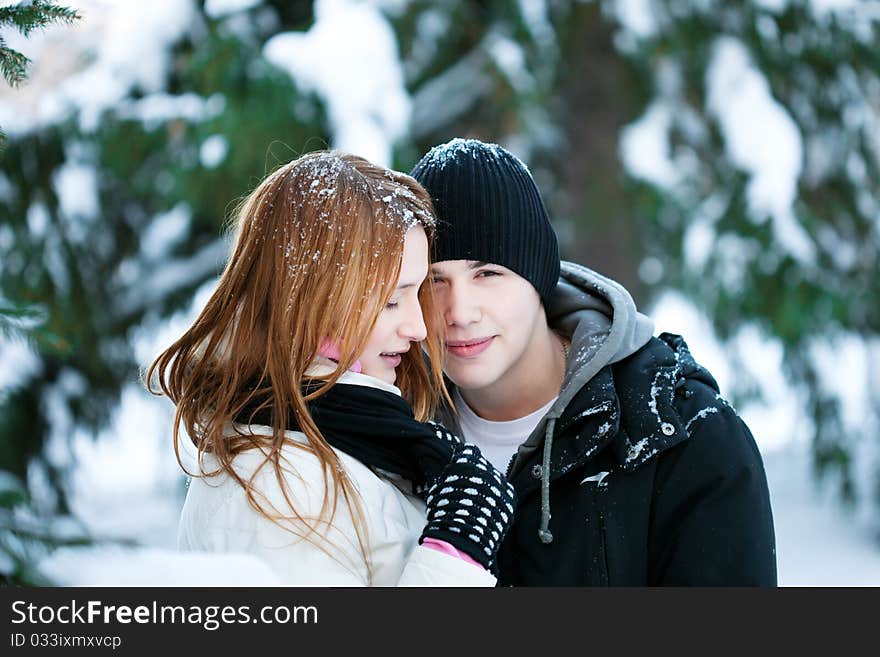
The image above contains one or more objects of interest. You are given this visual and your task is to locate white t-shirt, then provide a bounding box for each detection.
[453,387,557,474]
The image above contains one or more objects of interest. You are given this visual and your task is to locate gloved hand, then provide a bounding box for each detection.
[416,423,516,571]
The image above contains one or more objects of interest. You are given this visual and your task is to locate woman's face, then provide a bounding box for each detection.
[358,226,429,384]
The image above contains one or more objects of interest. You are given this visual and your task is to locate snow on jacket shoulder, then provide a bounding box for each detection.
[177,372,496,587]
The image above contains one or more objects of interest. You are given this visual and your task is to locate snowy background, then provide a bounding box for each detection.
[1,0,879,585]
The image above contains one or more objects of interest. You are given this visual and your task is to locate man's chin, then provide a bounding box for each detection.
[442,365,498,393]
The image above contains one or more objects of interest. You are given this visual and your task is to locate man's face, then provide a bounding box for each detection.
[429,260,546,393]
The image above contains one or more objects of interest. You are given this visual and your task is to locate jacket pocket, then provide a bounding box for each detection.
[583,471,611,586]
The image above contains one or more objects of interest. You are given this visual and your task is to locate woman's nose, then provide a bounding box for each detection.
[400,305,427,342]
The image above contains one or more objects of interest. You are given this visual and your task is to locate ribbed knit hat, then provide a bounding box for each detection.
[410,138,560,304]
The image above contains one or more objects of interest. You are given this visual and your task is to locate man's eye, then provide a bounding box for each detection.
[477,270,501,278]
[430,276,446,284]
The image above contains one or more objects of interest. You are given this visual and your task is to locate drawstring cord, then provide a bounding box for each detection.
[538,417,556,544]
[538,333,568,544]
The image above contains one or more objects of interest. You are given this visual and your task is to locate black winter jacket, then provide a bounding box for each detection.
[493,332,777,586]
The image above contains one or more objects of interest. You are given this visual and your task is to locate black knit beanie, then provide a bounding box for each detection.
[410,138,560,305]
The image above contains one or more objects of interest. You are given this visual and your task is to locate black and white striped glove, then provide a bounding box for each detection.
[417,426,516,571]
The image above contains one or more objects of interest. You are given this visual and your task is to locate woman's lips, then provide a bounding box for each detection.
[447,337,494,359]
[381,354,402,368]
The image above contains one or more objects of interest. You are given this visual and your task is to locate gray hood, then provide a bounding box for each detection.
[509,261,654,475]
[548,262,655,415]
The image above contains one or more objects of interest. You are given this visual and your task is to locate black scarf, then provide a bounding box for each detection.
[238,382,454,488]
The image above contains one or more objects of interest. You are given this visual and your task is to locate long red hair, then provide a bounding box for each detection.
[147,150,448,580]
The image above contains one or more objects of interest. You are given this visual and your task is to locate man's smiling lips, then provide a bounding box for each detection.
[446,337,495,358]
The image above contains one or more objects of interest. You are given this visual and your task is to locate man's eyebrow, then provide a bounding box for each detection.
[429,261,491,274]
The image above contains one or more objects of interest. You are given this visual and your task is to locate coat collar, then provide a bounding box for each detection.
[608,335,692,472]
[305,362,403,397]
[508,336,696,495]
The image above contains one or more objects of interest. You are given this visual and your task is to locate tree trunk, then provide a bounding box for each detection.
[552,2,647,304]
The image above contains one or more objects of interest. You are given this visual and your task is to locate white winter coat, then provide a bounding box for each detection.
[177,369,496,587]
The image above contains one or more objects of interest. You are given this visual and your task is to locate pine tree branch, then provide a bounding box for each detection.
[0,3,81,88]
[0,2,81,146]
[0,300,46,339]
[0,1,81,37]
[0,40,30,88]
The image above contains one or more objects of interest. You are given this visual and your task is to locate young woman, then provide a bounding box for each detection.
[147,151,514,586]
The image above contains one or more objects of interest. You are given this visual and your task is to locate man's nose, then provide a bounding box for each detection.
[443,282,481,326]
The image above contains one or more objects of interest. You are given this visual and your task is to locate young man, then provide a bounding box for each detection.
[411,138,777,586]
